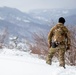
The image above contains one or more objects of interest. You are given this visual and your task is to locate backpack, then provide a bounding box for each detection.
[52,25,66,43]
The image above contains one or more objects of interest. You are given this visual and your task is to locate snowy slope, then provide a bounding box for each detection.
[0,48,76,75]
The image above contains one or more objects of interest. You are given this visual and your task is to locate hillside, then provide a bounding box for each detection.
[0,48,76,75]
[29,9,76,25]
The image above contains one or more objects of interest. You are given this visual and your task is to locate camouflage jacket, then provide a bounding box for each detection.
[48,23,71,47]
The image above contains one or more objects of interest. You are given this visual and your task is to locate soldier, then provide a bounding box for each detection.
[46,17,71,68]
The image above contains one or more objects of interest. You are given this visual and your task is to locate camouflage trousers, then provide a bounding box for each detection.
[46,45,66,67]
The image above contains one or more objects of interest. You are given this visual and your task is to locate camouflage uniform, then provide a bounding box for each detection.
[46,23,71,68]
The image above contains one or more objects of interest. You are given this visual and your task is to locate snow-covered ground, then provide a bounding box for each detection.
[0,48,76,75]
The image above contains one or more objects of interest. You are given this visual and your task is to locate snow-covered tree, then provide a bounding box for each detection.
[8,36,18,49]
[0,28,8,48]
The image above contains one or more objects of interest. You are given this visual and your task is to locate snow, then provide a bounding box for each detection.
[16,17,21,21]
[0,17,4,20]
[23,19,30,22]
[35,16,48,21]
[62,10,69,14]
[0,48,76,75]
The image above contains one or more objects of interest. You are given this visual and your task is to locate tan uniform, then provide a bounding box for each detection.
[46,23,71,67]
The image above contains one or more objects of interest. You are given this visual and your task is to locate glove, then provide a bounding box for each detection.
[51,42,58,48]
[67,46,70,50]
[66,44,70,50]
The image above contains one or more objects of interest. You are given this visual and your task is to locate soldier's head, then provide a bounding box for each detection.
[58,17,65,24]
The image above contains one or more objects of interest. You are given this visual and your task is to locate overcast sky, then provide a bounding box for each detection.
[0,0,76,12]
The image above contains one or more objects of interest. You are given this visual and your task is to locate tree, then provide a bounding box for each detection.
[0,28,8,48]
[8,36,18,49]
[65,26,76,65]
[29,32,48,59]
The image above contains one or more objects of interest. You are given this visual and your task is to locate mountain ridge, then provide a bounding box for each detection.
[0,7,75,40]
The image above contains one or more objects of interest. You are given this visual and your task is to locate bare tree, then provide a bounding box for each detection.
[65,26,76,65]
[29,32,48,59]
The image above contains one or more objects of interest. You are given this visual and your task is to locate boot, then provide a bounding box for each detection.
[46,60,51,65]
[59,64,66,69]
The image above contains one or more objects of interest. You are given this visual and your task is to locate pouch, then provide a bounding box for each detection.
[51,42,58,48]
